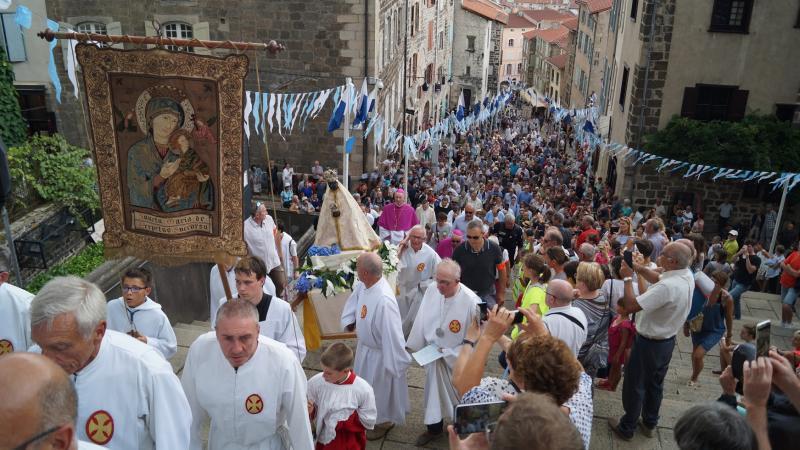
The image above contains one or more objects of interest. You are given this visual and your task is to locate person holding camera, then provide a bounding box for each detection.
[609,242,694,441]
[730,239,761,320]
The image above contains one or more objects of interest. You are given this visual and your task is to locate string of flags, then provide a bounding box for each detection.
[543,100,800,193]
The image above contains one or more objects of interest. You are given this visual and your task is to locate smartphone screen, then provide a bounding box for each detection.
[623,250,633,268]
[454,401,508,435]
[478,302,489,322]
[756,320,770,357]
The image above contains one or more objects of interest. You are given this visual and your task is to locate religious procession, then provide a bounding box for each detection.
[2,1,800,450]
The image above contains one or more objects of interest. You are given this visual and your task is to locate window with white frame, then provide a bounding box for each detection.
[77,22,107,35]
[163,22,193,52]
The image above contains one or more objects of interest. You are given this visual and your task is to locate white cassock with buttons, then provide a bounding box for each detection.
[181,332,313,450]
[406,283,480,425]
[396,243,441,337]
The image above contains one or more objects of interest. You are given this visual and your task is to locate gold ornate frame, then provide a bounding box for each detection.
[76,45,249,265]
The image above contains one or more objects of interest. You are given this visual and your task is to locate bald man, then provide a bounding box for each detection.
[610,242,694,441]
[341,252,411,439]
[0,353,105,450]
[397,225,441,336]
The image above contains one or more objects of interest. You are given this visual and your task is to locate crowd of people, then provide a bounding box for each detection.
[2,101,800,450]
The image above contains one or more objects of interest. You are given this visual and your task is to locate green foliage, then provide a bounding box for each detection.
[0,47,28,148]
[26,242,105,293]
[7,134,99,218]
[644,115,800,172]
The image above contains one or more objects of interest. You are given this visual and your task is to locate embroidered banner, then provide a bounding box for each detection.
[76,45,249,265]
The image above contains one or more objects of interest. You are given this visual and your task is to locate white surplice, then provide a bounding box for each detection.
[209,263,275,327]
[71,330,191,449]
[406,283,480,425]
[307,372,377,445]
[243,215,282,271]
[340,279,411,424]
[106,297,177,359]
[181,332,313,450]
[0,282,34,354]
[396,244,441,336]
[216,295,306,363]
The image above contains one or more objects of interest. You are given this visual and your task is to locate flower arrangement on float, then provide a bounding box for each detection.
[293,241,399,297]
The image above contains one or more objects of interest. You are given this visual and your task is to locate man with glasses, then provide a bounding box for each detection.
[522,279,588,356]
[452,205,476,235]
[377,189,418,244]
[406,259,480,446]
[30,276,191,449]
[106,267,177,359]
[0,352,107,449]
[397,225,442,337]
[452,220,507,308]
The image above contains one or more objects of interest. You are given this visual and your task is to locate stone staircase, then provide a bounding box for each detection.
[170,291,794,449]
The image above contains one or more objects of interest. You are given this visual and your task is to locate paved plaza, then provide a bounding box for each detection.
[169,290,793,449]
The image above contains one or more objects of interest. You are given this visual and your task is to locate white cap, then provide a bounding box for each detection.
[729,230,739,236]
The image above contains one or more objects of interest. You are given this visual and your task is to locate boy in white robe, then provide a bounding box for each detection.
[182,299,313,450]
[0,249,34,354]
[30,276,191,449]
[406,259,480,446]
[215,256,306,362]
[106,268,177,359]
[396,225,441,337]
[341,252,411,440]
[307,342,377,449]
[210,259,276,325]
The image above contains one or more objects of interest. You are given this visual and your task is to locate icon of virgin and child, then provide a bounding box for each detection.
[126,84,215,213]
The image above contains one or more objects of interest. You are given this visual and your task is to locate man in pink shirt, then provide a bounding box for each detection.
[377,189,418,244]
[436,230,464,259]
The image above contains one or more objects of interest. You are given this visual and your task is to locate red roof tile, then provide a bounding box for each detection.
[563,16,579,30]
[547,53,569,69]
[506,12,537,28]
[523,24,570,44]
[462,0,510,24]
[581,0,612,13]
[524,9,575,22]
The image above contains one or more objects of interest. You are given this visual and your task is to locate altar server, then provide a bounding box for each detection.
[377,189,418,244]
[341,252,411,440]
[106,268,177,359]
[307,342,377,449]
[215,256,306,362]
[406,259,480,446]
[397,225,441,336]
[0,247,34,355]
[182,300,314,450]
[210,258,276,326]
[30,276,191,449]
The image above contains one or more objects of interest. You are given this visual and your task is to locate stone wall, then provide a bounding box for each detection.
[487,22,503,95]
[46,0,371,175]
[623,0,675,147]
[629,166,800,240]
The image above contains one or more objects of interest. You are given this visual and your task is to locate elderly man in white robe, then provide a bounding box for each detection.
[397,225,441,336]
[341,252,411,440]
[30,276,191,449]
[209,258,276,326]
[182,300,313,450]
[215,256,306,363]
[406,259,480,446]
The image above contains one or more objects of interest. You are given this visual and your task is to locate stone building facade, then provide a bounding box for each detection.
[42,0,380,178]
[451,0,508,109]
[570,0,611,109]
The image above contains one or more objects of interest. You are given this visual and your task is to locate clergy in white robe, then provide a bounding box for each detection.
[181,300,313,450]
[340,253,411,430]
[213,256,306,362]
[210,259,276,326]
[0,274,34,355]
[406,259,479,441]
[30,276,191,450]
[396,226,441,336]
